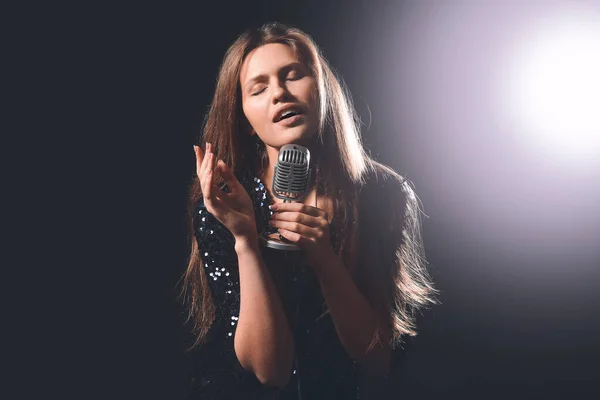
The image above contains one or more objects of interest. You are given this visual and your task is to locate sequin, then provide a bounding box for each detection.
[190,171,367,398]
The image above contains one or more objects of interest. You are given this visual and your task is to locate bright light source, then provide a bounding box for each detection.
[503,12,600,164]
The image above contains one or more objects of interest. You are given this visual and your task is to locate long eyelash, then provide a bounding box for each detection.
[251,74,301,96]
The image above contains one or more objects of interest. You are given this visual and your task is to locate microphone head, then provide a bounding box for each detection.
[272,144,311,201]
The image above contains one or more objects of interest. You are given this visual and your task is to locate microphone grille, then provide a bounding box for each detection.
[273,144,311,201]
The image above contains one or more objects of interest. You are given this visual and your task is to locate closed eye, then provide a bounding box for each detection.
[286,71,304,81]
[251,87,267,96]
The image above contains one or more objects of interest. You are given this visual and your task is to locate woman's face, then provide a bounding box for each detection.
[239,43,319,149]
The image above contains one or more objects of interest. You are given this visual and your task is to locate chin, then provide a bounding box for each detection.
[261,124,317,148]
[280,129,317,146]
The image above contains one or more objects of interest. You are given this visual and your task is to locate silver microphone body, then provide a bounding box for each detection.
[273,144,311,202]
[260,144,311,251]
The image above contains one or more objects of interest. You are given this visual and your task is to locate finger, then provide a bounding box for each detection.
[200,142,212,179]
[197,143,211,183]
[210,159,228,190]
[270,202,326,218]
[198,144,208,187]
[200,144,221,193]
[194,145,205,178]
[271,211,327,228]
[203,150,215,201]
[270,219,320,237]
[199,149,212,197]
[277,228,306,245]
[215,160,242,192]
[205,144,224,189]
[201,156,225,215]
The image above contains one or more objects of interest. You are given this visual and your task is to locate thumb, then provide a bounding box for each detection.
[216,160,241,191]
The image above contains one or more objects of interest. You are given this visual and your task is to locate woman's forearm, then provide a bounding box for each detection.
[233,236,295,387]
[313,249,391,376]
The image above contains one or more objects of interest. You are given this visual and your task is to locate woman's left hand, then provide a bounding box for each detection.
[269,202,334,267]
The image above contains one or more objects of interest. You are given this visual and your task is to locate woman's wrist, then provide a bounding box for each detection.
[234,233,260,253]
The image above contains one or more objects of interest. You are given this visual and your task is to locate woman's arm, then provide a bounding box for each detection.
[268,201,393,377]
[233,236,295,388]
[195,144,295,387]
[312,248,391,377]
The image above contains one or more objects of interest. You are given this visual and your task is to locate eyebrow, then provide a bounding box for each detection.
[243,62,305,89]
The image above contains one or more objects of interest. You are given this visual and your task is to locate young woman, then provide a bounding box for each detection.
[181,22,438,399]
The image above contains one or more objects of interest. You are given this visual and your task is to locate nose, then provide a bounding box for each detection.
[271,80,292,104]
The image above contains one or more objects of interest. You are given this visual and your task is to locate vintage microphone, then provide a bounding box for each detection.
[259,144,312,251]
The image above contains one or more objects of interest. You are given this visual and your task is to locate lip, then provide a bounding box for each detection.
[273,105,305,123]
[276,113,304,126]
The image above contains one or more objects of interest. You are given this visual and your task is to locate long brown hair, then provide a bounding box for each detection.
[181,22,438,351]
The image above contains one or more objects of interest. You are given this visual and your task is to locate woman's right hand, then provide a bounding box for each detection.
[195,143,258,244]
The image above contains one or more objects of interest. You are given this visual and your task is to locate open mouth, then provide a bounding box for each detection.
[277,110,303,122]
[276,112,304,126]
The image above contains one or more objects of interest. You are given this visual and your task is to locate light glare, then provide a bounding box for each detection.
[505,14,600,161]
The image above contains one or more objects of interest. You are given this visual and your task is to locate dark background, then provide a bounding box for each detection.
[25,1,599,399]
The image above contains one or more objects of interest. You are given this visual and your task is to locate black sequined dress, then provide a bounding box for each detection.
[185,172,381,399]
